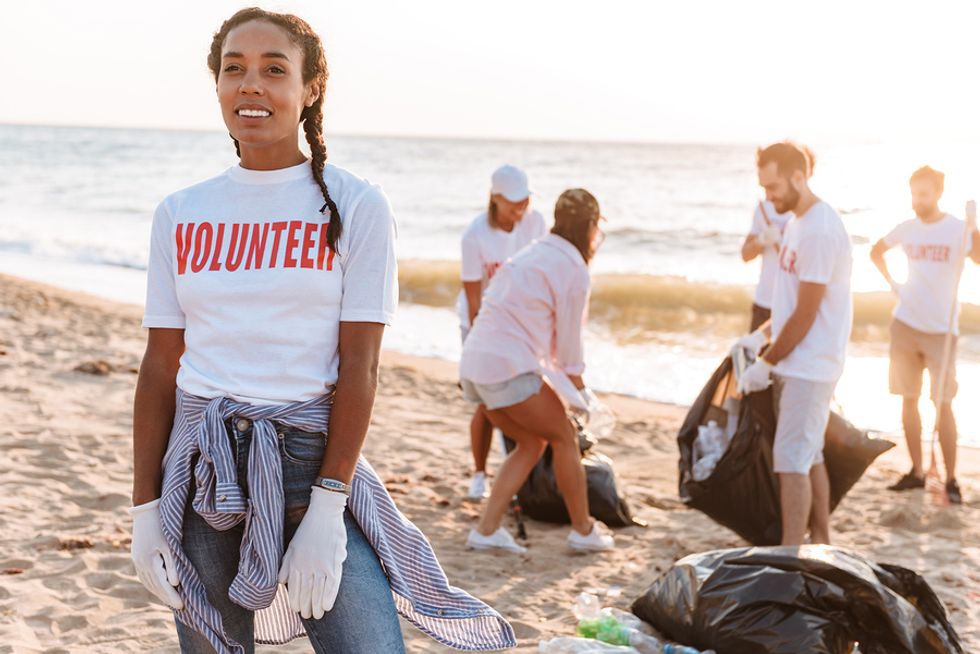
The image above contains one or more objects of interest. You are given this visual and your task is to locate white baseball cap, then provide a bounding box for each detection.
[490,165,531,202]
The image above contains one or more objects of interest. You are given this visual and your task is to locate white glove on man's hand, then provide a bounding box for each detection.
[758,224,782,247]
[738,358,773,395]
[733,330,768,356]
[129,499,184,609]
[278,487,348,620]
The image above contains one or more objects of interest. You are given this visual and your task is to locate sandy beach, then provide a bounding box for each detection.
[1,273,978,653]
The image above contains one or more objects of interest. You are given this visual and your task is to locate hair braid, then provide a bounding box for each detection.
[303,104,341,249]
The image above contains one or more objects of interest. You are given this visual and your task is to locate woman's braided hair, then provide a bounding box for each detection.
[207,7,341,250]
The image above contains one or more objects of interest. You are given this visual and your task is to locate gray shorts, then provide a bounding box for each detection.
[460,373,543,410]
[772,374,836,474]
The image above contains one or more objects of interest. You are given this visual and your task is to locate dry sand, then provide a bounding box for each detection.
[0,273,978,653]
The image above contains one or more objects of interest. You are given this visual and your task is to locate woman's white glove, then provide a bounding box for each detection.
[129,499,183,609]
[733,330,768,356]
[758,224,782,247]
[580,387,616,440]
[738,358,773,395]
[278,487,348,620]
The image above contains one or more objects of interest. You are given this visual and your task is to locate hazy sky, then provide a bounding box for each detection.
[4,0,978,143]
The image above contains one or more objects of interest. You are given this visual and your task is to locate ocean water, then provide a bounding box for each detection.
[3,123,980,445]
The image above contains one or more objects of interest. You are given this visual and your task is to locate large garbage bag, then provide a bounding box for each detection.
[503,426,644,528]
[630,545,962,654]
[678,356,893,545]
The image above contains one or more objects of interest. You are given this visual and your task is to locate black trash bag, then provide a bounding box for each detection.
[630,545,963,654]
[502,424,644,528]
[678,356,894,545]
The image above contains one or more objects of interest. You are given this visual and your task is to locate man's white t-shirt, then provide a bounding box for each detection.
[143,161,398,405]
[456,208,547,329]
[771,201,853,383]
[884,214,973,335]
[749,200,793,309]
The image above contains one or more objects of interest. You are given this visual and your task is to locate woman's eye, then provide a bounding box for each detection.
[268,66,285,74]
[223,64,241,73]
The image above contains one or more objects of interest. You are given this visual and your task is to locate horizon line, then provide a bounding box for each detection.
[1,119,883,150]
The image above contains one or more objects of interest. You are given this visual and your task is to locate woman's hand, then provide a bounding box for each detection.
[278,488,348,619]
[129,499,183,609]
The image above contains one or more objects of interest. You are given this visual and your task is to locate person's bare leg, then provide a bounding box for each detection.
[807,463,831,545]
[779,472,811,546]
[470,405,494,474]
[902,397,923,477]
[489,385,593,535]
[474,424,546,536]
[936,401,957,482]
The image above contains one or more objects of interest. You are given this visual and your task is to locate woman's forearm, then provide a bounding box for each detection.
[320,323,385,484]
[132,361,179,505]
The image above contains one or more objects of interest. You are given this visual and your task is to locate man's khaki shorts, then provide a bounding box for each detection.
[889,318,957,402]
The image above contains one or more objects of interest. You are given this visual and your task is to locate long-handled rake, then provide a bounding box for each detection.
[925,200,976,504]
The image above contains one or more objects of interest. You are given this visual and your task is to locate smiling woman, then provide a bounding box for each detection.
[127,7,515,654]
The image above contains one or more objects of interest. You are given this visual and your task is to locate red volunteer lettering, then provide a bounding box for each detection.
[175,222,194,275]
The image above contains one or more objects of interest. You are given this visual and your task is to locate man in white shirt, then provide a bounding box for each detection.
[741,200,793,330]
[870,166,980,505]
[738,141,853,546]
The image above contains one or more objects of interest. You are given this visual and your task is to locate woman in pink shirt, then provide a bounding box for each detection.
[459,189,615,553]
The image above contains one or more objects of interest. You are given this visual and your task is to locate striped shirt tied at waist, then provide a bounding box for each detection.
[158,389,516,653]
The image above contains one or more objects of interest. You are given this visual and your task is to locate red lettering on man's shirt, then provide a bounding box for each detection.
[779,248,798,275]
[904,244,951,263]
[283,220,302,268]
[175,223,194,275]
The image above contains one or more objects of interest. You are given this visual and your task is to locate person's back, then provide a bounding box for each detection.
[460,233,590,387]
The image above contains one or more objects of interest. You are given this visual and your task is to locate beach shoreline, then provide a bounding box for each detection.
[1,273,978,652]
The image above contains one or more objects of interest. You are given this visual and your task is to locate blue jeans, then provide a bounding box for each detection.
[175,419,405,653]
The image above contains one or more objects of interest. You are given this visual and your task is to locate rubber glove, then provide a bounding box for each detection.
[758,224,782,247]
[733,330,768,357]
[278,487,348,620]
[129,499,184,609]
[580,387,616,440]
[738,358,773,395]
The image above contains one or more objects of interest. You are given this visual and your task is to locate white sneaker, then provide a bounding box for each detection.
[466,527,528,553]
[466,472,490,500]
[567,521,615,551]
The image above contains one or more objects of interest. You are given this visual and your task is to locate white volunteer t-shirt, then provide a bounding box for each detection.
[749,200,793,308]
[884,214,973,335]
[771,201,853,382]
[143,161,398,405]
[455,208,547,328]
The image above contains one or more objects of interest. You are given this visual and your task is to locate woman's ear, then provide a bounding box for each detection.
[305,83,320,108]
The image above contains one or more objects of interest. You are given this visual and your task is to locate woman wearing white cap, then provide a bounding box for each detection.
[457,165,546,500]
[460,189,615,553]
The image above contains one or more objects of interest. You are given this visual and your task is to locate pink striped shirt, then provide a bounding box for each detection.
[459,234,589,388]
